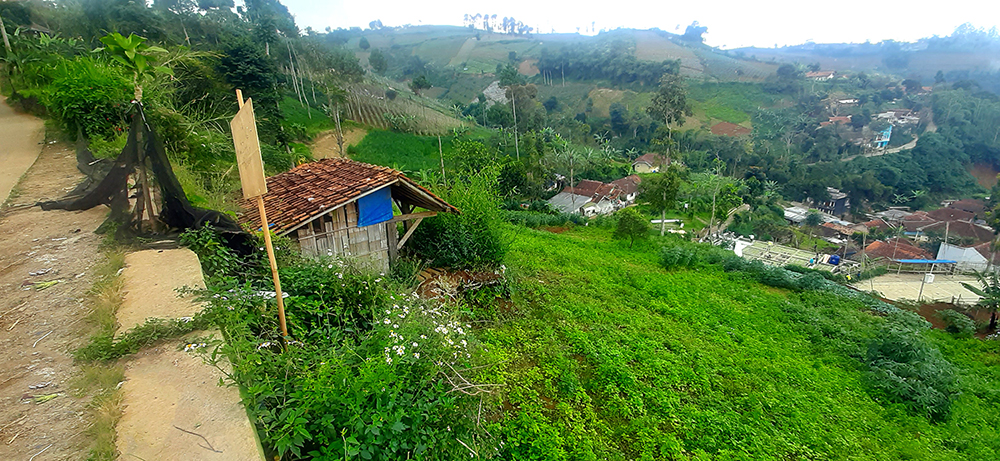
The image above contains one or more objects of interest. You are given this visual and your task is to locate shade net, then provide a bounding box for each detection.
[39,103,251,252]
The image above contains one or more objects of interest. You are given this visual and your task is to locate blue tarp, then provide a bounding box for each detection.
[893,259,958,264]
[357,187,393,227]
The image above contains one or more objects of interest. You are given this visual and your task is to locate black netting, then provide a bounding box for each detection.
[39,103,250,252]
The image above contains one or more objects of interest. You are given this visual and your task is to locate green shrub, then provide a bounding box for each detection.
[659,246,697,270]
[41,58,131,139]
[938,309,976,337]
[865,326,959,421]
[409,168,508,269]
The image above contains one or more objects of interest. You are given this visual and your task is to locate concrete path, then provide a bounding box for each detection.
[0,95,45,204]
[852,273,982,305]
[116,248,263,460]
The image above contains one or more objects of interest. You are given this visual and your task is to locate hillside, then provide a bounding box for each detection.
[483,225,1000,459]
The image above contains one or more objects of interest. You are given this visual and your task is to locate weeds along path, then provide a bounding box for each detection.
[114,249,263,460]
[0,95,45,204]
[0,138,108,459]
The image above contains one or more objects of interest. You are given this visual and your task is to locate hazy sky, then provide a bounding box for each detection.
[277,0,1000,49]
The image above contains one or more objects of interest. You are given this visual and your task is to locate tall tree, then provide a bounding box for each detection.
[639,165,682,236]
[614,207,649,248]
[646,73,692,158]
[368,48,387,74]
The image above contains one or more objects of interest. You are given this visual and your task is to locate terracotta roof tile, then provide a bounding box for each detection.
[864,239,932,260]
[238,158,457,234]
[610,175,641,196]
[926,207,974,222]
[633,153,667,167]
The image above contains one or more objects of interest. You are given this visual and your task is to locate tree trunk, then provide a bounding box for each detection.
[660,207,666,237]
[512,94,519,160]
[0,13,11,54]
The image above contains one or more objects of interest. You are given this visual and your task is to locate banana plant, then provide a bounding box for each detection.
[96,32,172,101]
[960,271,999,331]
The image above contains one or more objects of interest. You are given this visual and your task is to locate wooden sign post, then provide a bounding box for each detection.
[232,89,288,338]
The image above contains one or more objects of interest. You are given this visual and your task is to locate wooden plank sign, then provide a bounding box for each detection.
[230,97,268,199]
[233,90,289,340]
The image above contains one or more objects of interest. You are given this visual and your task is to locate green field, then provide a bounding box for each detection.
[480,226,1000,460]
[347,129,455,172]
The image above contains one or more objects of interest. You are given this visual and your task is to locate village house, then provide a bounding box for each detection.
[547,176,643,217]
[817,187,850,216]
[936,242,1000,272]
[632,153,668,173]
[862,237,933,262]
[238,158,458,271]
[805,70,836,80]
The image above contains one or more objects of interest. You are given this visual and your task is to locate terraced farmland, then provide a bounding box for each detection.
[341,82,470,135]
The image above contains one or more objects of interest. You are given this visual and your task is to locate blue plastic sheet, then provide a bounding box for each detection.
[357,187,393,227]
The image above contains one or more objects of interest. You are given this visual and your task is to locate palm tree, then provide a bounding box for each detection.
[961,271,1000,331]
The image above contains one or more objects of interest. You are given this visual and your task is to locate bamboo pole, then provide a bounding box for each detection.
[237,90,288,339]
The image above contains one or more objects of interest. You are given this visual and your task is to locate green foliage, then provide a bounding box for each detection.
[179,225,245,282]
[408,168,508,269]
[202,264,485,460]
[74,316,210,362]
[97,32,172,99]
[938,309,976,337]
[613,207,648,248]
[38,57,131,139]
[487,226,998,459]
[504,210,585,228]
[348,130,454,171]
[866,326,959,421]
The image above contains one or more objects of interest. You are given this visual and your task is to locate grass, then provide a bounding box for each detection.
[72,364,125,461]
[74,249,127,460]
[478,225,1000,459]
[347,129,456,172]
[279,96,334,140]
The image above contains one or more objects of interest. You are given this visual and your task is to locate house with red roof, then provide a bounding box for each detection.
[238,158,458,269]
[632,153,668,173]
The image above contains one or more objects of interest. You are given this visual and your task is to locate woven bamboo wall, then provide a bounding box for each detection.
[294,202,391,272]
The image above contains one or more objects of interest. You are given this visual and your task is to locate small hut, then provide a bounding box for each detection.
[238,158,458,271]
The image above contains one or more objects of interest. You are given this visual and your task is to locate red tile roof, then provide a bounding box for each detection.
[918,221,994,243]
[610,175,641,196]
[238,158,458,234]
[633,153,667,167]
[973,242,1000,265]
[568,179,604,197]
[710,122,752,137]
[926,207,974,222]
[821,222,857,236]
[864,239,932,261]
[863,218,892,232]
[948,199,986,215]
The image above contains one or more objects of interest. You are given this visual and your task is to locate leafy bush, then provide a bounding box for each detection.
[409,168,508,269]
[40,57,131,139]
[938,309,976,337]
[865,326,959,420]
[203,269,485,460]
[504,210,584,228]
[179,225,245,283]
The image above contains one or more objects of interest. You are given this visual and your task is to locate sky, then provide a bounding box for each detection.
[276,0,1000,49]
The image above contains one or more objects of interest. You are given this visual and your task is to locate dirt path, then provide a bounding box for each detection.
[115,249,262,460]
[0,140,108,459]
[0,95,45,204]
[311,127,367,159]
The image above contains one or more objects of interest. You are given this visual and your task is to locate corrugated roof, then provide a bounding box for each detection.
[238,158,458,235]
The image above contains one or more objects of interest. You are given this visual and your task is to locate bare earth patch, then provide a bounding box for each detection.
[311,127,368,159]
[0,141,108,459]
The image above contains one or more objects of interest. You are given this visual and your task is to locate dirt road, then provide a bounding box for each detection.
[0,95,45,204]
[0,139,108,459]
[311,127,367,159]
